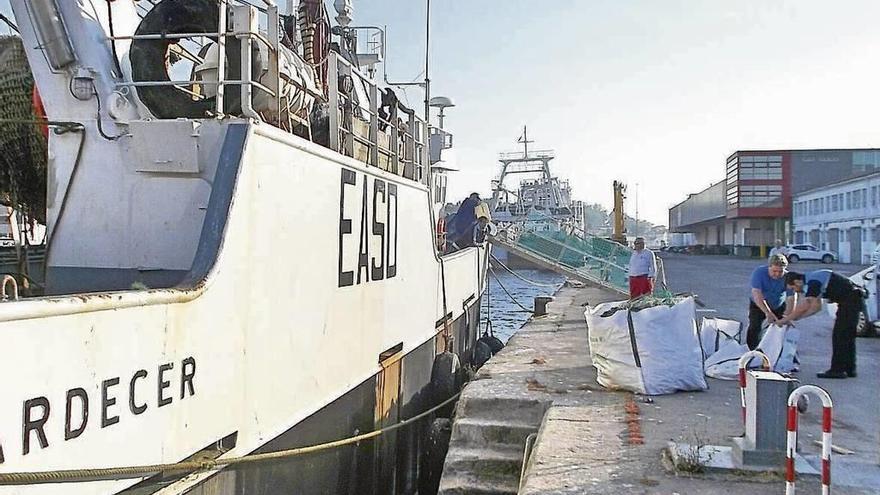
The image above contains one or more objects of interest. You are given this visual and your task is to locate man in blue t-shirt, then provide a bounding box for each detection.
[746,254,793,350]
[780,269,863,379]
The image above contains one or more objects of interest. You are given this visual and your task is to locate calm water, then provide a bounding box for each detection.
[479,268,565,342]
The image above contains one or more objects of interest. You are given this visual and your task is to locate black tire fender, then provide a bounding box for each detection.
[430,351,460,403]
[130,0,243,118]
[473,340,492,368]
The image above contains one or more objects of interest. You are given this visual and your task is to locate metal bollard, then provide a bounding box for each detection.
[785,385,833,495]
[738,350,771,425]
[534,296,552,316]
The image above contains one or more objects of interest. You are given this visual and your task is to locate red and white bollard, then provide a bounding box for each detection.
[785,385,833,495]
[737,350,771,425]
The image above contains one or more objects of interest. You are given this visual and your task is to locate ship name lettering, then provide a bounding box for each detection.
[4,357,196,461]
[338,168,398,287]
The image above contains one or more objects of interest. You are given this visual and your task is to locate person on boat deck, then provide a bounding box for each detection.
[778,270,863,379]
[627,237,656,299]
[445,193,482,252]
[746,254,793,350]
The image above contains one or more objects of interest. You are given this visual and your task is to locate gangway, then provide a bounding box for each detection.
[490,227,667,297]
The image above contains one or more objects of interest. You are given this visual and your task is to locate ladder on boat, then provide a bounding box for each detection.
[489,227,668,297]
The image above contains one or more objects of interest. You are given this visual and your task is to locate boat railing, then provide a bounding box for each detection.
[497,149,556,161]
[328,52,429,185]
[118,1,429,184]
[115,1,308,123]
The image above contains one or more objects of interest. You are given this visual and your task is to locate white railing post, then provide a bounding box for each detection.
[234,5,259,120]
[216,0,228,114]
[738,351,771,426]
[328,53,339,152]
[266,3,281,123]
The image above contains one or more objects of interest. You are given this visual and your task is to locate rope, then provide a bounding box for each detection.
[482,246,494,337]
[489,265,534,313]
[489,253,562,288]
[0,391,463,485]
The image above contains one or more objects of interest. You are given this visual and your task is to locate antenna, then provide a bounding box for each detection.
[517,125,533,158]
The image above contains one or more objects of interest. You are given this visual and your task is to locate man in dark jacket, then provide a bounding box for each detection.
[779,270,864,379]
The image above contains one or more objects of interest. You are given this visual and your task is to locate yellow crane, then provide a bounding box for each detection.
[611,180,627,245]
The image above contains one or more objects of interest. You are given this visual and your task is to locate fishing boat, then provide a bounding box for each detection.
[1,1,486,493]
[489,127,585,268]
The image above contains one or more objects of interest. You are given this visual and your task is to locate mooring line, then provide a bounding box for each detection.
[0,391,463,485]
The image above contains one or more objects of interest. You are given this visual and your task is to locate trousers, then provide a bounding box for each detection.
[829,292,860,373]
[629,275,653,299]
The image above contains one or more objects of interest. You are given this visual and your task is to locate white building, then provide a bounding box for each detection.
[792,172,880,264]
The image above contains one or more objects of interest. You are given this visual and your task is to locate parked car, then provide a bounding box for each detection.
[782,244,836,263]
[870,245,880,265]
[826,265,877,337]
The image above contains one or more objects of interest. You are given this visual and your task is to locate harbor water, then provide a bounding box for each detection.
[480,267,565,342]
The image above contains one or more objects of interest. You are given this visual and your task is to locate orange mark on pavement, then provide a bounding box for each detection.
[625,396,644,445]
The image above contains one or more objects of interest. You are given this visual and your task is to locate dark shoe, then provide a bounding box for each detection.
[847,370,857,378]
[817,370,848,379]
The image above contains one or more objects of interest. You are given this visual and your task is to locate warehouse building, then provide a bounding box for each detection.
[792,171,880,264]
[670,148,880,252]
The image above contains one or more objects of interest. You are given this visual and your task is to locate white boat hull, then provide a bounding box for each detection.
[0,123,486,494]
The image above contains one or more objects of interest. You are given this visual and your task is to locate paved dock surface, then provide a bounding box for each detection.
[461,253,879,494]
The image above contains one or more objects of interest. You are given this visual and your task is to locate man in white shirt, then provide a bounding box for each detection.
[768,239,785,262]
[628,237,656,298]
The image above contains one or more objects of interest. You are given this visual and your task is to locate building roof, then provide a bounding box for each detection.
[794,170,880,197]
[669,180,725,210]
[725,147,880,162]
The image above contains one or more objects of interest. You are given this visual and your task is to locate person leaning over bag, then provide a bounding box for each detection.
[746,254,794,350]
[778,269,864,379]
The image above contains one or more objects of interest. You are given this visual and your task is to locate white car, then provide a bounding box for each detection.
[826,265,877,337]
[870,245,880,266]
[782,244,836,264]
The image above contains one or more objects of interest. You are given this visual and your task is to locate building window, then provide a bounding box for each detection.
[846,191,852,209]
[738,184,783,208]
[873,186,878,207]
[854,190,861,209]
[853,151,880,172]
[738,155,783,179]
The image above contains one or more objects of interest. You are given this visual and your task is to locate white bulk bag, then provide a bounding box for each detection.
[699,317,743,358]
[704,339,750,380]
[585,297,708,395]
[756,324,799,373]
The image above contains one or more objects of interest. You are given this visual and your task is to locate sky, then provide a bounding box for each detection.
[6,1,880,226]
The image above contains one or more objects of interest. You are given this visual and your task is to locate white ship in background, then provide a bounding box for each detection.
[0,1,487,494]
[489,127,585,266]
[489,127,585,233]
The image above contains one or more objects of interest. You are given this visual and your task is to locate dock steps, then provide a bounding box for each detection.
[438,395,549,495]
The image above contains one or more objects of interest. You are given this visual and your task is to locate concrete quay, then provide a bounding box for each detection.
[439,254,880,494]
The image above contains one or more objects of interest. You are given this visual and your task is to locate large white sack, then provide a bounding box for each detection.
[756,324,799,373]
[585,300,646,394]
[631,298,708,395]
[700,317,743,359]
[585,297,707,395]
[705,339,750,380]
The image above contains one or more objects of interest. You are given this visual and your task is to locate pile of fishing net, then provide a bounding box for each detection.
[0,36,46,224]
